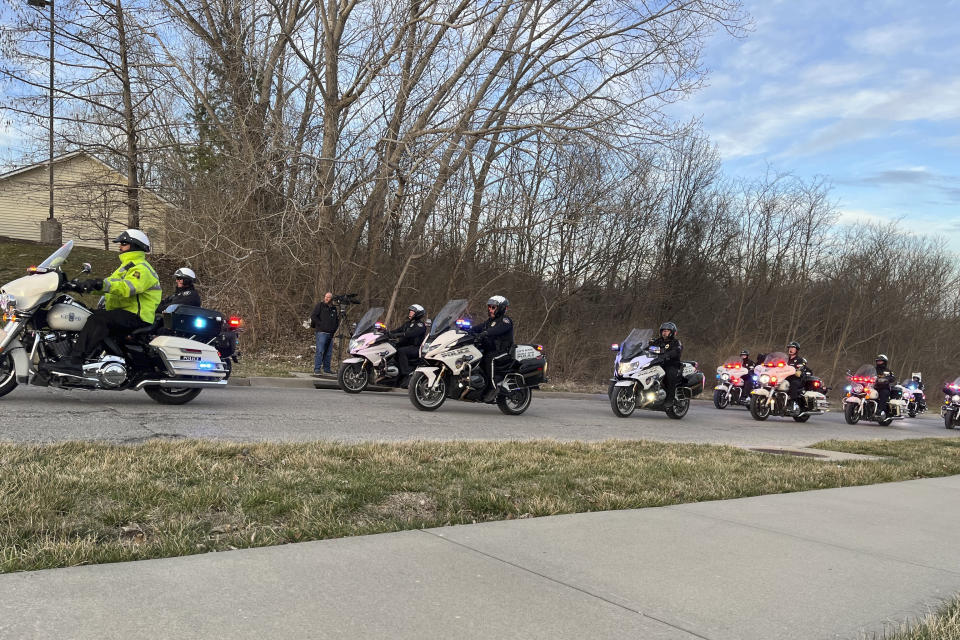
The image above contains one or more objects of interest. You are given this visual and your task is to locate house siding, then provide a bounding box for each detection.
[0,154,171,253]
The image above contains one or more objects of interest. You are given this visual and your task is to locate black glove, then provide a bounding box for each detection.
[63,280,82,293]
[79,278,103,293]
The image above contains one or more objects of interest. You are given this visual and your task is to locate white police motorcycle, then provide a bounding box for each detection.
[0,241,235,404]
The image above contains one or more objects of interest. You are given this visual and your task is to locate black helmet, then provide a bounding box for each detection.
[740,350,749,357]
[487,295,509,318]
[876,354,888,366]
[408,304,425,321]
[787,341,800,351]
[659,321,677,338]
[111,228,150,253]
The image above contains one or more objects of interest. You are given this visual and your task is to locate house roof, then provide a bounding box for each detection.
[0,150,176,209]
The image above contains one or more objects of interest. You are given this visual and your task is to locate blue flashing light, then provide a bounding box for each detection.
[193,317,207,329]
[456,318,471,329]
[198,361,215,370]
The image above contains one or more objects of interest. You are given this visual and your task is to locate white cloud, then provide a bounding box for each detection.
[847,24,925,56]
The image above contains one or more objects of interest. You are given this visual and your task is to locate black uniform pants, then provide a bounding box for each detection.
[876,386,890,414]
[787,377,803,402]
[481,351,509,389]
[662,363,681,399]
[396,345,419,376]
[73,309,149,359]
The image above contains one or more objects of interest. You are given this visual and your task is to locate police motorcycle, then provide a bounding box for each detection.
[608,328,704,419]
[338,306,409,393]
[941,377,960,429]
[841,364,904,426]
[0,241,240,405]
[408,299,547,415]
[749,352,828,422]
[713,357,754,409]
[903,373,927,418]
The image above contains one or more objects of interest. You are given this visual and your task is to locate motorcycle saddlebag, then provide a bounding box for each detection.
[162,304,224,339]
[684,371,705,397]
[511,344,548,385]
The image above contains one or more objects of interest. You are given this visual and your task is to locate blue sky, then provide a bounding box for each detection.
[670,0,960,251]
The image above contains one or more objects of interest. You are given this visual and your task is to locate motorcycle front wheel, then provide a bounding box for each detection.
[0,353,17,399]
[843,402,860,425]
[338,362,369,394]
[497,387,532,415]
[749,395,770,421]
[610,385,636,418]
[408,371,446,411]
[665,397,690,419]
[713,389,729,409]
[945,409,956,429]
[144,386,202,405]
[907,403,917,418]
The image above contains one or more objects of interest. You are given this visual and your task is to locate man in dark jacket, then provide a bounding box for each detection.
[648,322,683,404]
[310,292,339,375]
[158,267,201,314]
[389,304,427,378]
[470,295,514,401]
[739,349,757,394]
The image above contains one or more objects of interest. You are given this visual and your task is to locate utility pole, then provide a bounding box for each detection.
[28,0,62,245]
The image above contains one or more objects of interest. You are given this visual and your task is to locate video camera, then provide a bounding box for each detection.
[332,293,361,305]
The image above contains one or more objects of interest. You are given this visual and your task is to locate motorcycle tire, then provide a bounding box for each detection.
[610,385,636,418]
[665,397,690,419]
[0,353,17,399]
[408,371,446,411]
[144,387,202,405]
[907,405,917,418]
[792,414,810,422]
[337,362,370,394]
[713,389,729,409]
[843,402,860,425]
[497,387,532,416]
[749,395,771,421]
[946,410,956,430]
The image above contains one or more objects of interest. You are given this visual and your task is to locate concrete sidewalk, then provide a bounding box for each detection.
[3,477,959,639]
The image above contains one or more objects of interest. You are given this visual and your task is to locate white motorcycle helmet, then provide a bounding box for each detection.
[174,267,197,285]
[111,229,151,253]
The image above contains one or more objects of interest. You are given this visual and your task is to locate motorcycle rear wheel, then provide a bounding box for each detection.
[497,388,532,415]
[843,402,860,425]
[338,362,369,394]
[610,385,636,417]
[713,389,729,409]
[0,353,17,399]
[409,371,446,411]
[144,386,202,405]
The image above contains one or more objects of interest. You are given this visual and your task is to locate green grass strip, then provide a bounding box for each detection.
[1,438,959,572]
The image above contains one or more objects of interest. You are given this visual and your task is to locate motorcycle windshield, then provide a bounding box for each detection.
[761,352,788,367]
[621,328,654,360]
[720,356,747,370]
[950,377,960,390]
[353,307,384,338]
[430,299,468,337]
[36,240,74,271]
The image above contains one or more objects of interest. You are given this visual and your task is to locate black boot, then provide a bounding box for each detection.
[47,356,83,376]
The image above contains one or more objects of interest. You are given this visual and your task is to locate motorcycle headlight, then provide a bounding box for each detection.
[0,292,15,321]
[953,395,960,403]
[759,374,770,384]
[618,361,639,375]
[721,373,730,381]
[853,383,864,394]
[349,339,360,352]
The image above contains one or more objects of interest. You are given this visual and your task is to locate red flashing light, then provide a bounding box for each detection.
[770,376,778,384]
[777,361,785,367]
[27,266,38,274]
[534,344,543,352]
[228,316,242,327]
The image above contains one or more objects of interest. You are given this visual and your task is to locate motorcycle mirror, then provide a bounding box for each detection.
[81,262,93,274]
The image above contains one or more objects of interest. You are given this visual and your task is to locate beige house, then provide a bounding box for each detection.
[0,151,172,252]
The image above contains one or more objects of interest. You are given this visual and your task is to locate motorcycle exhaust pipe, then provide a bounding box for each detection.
[135,379,228,390]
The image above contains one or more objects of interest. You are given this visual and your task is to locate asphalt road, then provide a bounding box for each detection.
[2,384,956,447]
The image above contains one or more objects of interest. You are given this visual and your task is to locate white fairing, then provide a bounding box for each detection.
[620,353,666,389]
[349,331,396,366]
[149,335,228,378]
[1,272,60,310]
[422,329,482,374]
[47,302,91,331]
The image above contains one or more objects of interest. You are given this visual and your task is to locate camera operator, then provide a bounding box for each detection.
[310,292,339,376]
